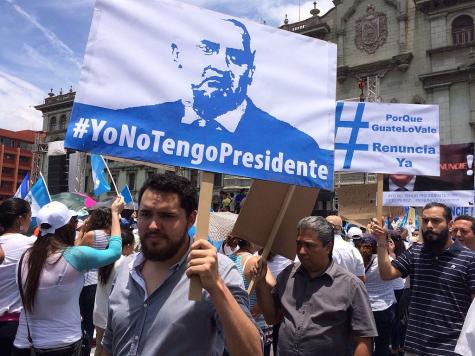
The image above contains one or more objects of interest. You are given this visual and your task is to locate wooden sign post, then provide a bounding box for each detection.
[189,171,215,301]
[246,185,296,294]
[376,173,384,223]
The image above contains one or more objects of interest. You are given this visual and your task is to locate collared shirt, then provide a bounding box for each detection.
[392,240,475,355]
[181,99,247,133]
[272,261,377,356]
[389,176,416,191]
[102,249,252,356]
[332,233,365,277]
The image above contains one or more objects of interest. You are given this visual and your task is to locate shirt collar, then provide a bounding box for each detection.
[291,260,336,281]
[180,99,247,133]
[389,176,416,191]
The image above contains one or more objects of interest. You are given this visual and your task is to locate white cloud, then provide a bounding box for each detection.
[0,71,44,131]
[6,0,81,68]
[183,0,335,26]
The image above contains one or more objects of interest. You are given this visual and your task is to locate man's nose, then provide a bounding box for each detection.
[208,50,228,69]
[148,218,161,230]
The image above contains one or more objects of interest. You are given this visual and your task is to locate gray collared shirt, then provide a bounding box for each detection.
[102,249,251,356]
[273,261,377,356]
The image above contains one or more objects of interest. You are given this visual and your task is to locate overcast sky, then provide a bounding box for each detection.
[0,0,335,131]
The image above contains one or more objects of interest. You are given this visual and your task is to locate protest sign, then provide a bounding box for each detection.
[335,102,439,176]
[64,0,337,190]
[337,184,404,225]
[232,180,319,260]
[383,143,474,207]
[451,206,474,218]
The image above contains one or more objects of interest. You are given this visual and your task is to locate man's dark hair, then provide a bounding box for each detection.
[423,202,452,222]
[138,173,198,217]
[454,215,475,233]
[297,216,334,256]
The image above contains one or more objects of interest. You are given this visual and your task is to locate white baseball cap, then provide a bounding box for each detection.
[37,201,74,236]
[347,226,363,239]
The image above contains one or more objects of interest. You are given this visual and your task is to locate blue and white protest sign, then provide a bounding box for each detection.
[335,102,439,176]
[64,0,336,190]
[25,176,51,216]
[91,154,111,196]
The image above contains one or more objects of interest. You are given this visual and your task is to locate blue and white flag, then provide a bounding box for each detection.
[14,173,29,199]
[64,0,336,190]
[25,176,51,216]
[120,185,134,204]
[91,154,111,196]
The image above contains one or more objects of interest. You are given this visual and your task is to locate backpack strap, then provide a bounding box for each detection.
[17,251,33,346]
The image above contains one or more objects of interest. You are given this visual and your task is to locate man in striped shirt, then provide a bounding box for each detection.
[373,202,475,356]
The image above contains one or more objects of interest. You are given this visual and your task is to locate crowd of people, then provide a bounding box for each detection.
[0,173,474,356]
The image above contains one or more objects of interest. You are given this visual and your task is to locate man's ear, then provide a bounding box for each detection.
[187,210,198,229]
[247,50,256,84]
[171,43,182,69]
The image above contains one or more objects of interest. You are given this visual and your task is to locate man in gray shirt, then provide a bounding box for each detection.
[101,174,261,356]
[253,216,377,356]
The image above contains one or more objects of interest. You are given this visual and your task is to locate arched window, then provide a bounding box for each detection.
[49,116,57,132]
[60,115,67,130]
[452,15,474,45]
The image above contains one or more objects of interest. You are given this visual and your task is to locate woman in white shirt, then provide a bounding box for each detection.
[0,198,35,355]
[12,198,123,356]
[358,235,396,356]
[93,228,135,356]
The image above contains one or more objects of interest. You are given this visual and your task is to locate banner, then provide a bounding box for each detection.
[335,102,439,176]
[64,0,337,190]
[383,143,474,207]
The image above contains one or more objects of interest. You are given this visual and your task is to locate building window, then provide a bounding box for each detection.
[452,15,474,45]
[49,116,57,132]
[110,172,119,188]
[60,115,67,130]
[128,172,136,191]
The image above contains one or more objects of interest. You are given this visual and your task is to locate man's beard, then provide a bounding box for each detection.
[191,71,249,121]
[422,227,450,254]
[141,228,188,261]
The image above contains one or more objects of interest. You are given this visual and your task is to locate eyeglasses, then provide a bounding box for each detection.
[451,228,472,235]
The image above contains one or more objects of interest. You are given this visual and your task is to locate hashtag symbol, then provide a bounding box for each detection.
[335,102,369,169]
[72,118,90,138]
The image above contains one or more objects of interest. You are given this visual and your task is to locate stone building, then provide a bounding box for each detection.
[283,0,474,144]
[282,0,475,214]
